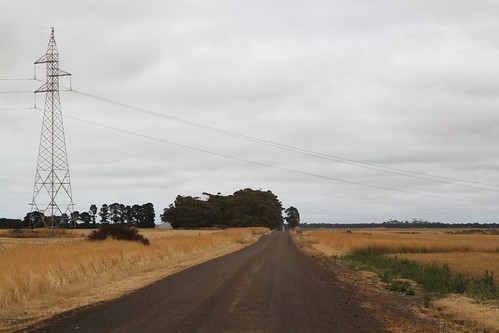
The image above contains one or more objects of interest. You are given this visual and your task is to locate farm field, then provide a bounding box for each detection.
[293,228,499,332]
[0,227,269,333]
[299,228,499,281]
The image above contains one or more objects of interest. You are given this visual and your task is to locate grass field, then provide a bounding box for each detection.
[0,227,268,333]
[300,228,499,282]
[293,228,499,333]
[302,228,499,255]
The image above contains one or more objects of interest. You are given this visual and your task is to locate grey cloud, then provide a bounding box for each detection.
[1,1,499,223]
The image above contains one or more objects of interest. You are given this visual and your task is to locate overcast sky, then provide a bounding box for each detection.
[2,1,499,223]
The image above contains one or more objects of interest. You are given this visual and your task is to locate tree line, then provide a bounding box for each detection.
[1,189,301,230]
[161,188,291,230]
[19,202,156,229]
[301,219,499,229]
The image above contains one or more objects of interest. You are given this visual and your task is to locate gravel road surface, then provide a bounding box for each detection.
[28,231,391,332]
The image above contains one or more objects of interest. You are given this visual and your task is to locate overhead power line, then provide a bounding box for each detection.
[71,89,499,192]
[0,78,36,81]
[60,112,499,207]
[53,29,498,190]
[4,30,497,202]
[0,90,34,94]
[0,107,35,111]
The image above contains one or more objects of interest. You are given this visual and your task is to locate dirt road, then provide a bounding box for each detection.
[28,231,391,332]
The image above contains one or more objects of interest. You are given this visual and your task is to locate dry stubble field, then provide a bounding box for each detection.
[0,227,269,333]
[295,228,499,332]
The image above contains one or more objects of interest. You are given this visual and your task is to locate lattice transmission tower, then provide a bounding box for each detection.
[30,27,75,228]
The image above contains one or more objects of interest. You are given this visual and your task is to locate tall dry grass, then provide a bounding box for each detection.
[302,229,499,255]
[391,252,499,284]
[0,227,268,332]
[293,228,499,332]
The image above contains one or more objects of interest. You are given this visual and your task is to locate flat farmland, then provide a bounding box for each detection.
[0,227,268,332]
[294,228,499,332]
[300,228,499,283]
[300,228,499,255]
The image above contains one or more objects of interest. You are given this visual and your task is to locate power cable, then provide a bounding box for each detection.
[60,112,499,206]
[0,78,36,81]
[0,90,34,94]
[55,31,490,188]
[3,78,497,192]
[0,107,35,111]
[4,31,498,191]
[71,89,499,192]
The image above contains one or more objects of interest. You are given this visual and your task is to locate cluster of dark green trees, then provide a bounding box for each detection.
[161,189,295,230]
[21,203,156,228]
[1,189,302,230]
[0,218,24,229]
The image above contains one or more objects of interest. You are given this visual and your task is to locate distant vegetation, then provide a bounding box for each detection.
[284,206,300,229]
[295,229,498,301]
[0,218,23,229]
[161,188,285,230]
[87,225,150,245]
[345,250,497,300]
[16,202,156,229]
[1,189,299,230]
[302,219,499,229]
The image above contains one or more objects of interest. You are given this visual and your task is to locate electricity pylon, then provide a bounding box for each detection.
[30,27,75,228]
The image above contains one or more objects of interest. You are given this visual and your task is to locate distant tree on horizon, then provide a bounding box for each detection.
[285,206,300,229]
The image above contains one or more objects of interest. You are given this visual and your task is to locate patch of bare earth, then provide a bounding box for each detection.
[292,232,466,333]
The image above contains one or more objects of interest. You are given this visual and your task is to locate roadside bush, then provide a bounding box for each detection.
[87,225,150,245]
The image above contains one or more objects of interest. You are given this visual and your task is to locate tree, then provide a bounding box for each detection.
[123,205,133,225]
[89,204,98,226]
[161,189,284,230]
[79,211,92,227]
[99,204,109,224]
[227,189,283,229]
[130,204,142,225]
[285,206,300,229]
[0,218,24,229]
[138,203,156,228]
[60,213,70,227]
[24,211,44,228]
[109,203,123,224]
[70,211,81,225]
[162,195,212,229]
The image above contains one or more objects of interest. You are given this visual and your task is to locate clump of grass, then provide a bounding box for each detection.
[88,225,150,245]
[344,251,497,300]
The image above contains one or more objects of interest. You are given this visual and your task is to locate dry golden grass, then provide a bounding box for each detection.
[0,227,268,333]
[301,228,499,255]
[392,252,499,284]
[294,228,499,333]
[0,228,84,239]
[432,295,499,332]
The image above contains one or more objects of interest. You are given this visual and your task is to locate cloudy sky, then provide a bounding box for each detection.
[2,1,499,223]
